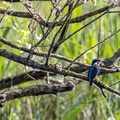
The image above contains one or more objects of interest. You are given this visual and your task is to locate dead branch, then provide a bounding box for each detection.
[0,80,75,107]
[0,76,120,107]
[1,37,120,71]
[1,64,120,91]
[0,48,120,81]
[0,37,88,67]
[0,7,32,18]
[0,70,54,90]
[1,4,120,27]
[94,80,120,97]
[0,49,120,97]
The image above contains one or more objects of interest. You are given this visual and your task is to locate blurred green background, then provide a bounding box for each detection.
[0,1,120,120]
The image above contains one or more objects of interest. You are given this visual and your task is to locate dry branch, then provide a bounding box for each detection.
[0,49,120,98]
[66,28,120,69]
[0,37,87,67]
[0,49,87,80]
[0,70,53,90]
[0,76,120,107]
[0,4,119,27]
[0,80,75,107]
[48,4,115,26]
[0,48,120,81]
[0,7,32,18]
[1,64,120,91]
[1,37,120,72]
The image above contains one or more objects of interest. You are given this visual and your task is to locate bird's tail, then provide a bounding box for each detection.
[89,79,92,86]
[88,77,92,86]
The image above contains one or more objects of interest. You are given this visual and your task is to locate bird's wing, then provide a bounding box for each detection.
[88,65,100,85]
[88,66,95,85]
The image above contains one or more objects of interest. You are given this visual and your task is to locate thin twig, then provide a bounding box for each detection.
[53,11,108,50]
[66,28,120,69]
[108,11,120,13]
[52,3,74,53]
[94,81,120,97]
[45,3,74,65]
[27,28,52,60]
[100,88,107,98]
[0,1,12,22]
[109,81,120,87]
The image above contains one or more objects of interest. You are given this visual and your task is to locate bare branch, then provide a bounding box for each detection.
[20,0,47,25]
[45,2,74,65]
[52,3,74,53]
[0,49,88,80]
[0,37,88,67]
[0,80,75,107]
[0,49,120,97]
[1,4,120,27]
[0,76,120,107]
[101,49,120,68]
[0,7,32,18]
[0,70,54,90]
[1,37,120,74]
[94,80,120,97]
[0,64,120,91]
[49,4,115,26]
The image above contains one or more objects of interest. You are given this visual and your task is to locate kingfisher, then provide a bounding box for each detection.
[88,59,101,85]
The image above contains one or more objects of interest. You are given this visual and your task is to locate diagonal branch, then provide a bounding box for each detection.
[66,28,120,69]
[49,4,115,26]
[0,37,88,67]
[1,37,120,72]
[94,80,120,97]
[52,3,74,53]
[53,11,108,50]
[0,49,87,80]
[1,48,119,81]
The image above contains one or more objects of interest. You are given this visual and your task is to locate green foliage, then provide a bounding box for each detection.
[0,1,120,120]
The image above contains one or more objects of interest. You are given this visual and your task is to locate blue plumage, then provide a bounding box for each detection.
[88,59,101,85]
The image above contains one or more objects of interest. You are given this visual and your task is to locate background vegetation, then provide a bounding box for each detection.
[0,0,120,120]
